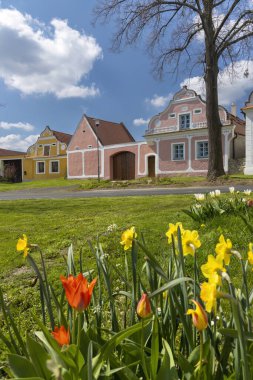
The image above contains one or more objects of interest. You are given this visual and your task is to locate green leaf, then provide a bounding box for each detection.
[92,318,152,379]
[177,351,194,377]
[26,335,51,380]
[9,378,45,380]
[8,354,38,378]
[157,339,178,380]
[149,277,193,298]
[150,317,159,380]
[67,244,75,275]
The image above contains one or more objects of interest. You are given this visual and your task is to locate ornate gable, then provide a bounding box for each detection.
[40,126,53,137]
[245,91,253,107]
[173,86,197,101]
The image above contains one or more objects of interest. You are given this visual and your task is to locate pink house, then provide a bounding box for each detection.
[68,116,148,180]
[67,86,245,180]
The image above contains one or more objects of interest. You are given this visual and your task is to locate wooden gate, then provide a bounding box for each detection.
[112,151,135,180]
[148,156,156,177]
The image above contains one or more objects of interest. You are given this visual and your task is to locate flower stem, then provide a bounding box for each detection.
[141,319,150,380]
[198,331,204,380]
[75,313,82,374]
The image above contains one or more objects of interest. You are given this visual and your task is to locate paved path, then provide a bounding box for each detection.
[0,184,253,200]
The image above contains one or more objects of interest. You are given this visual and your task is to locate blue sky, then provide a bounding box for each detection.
[0,0,252,151]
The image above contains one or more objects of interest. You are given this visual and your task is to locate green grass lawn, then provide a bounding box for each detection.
[1,194,253,365]
[1,173,253,192]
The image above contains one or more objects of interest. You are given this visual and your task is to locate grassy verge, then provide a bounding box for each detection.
[1,174,253,192]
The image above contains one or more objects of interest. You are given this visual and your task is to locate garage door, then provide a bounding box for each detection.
[113,152,135,180]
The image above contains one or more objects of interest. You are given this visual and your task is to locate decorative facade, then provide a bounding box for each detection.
[243,91,253,175]
[24,126,72,180]
[0,87,247,182]
[144,86,245,176]
[67,86,245,180]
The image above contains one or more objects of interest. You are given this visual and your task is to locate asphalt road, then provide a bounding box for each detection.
[0,184,253,200]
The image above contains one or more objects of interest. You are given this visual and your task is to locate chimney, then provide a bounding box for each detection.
[231,102,237,116]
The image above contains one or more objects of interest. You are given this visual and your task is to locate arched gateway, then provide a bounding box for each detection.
[112,151,135,180]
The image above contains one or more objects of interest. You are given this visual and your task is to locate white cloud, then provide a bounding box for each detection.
[181,60,253,106]
[133,118,150,127]
[0,133,39,151]
[0,8,102,98]
[0,121,34,131]
[146,93,172,108]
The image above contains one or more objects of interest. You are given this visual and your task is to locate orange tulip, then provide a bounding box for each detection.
[60,273,97,312]
[186,300,208,331]
[51,325,70,346]
[137,293,152,318]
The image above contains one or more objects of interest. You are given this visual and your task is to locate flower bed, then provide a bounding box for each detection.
[1,209,253,379]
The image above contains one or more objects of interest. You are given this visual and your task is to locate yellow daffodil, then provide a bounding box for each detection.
[201,255,226,285]
[16,234,30,257]
[186,300,208,331]
[120,227,137,251]
[215,234,233,265]
[247,243,253,269]
[200,282,217,313]
[181,229,201,256]
[165,222,184,244]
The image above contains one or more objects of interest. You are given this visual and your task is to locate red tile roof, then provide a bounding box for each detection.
[52,130,72,145]
[0,148,25,157]
[86,116,135,146]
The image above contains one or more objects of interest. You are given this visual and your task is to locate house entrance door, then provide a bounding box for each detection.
[113,151,135,180]
[148,156,156,177]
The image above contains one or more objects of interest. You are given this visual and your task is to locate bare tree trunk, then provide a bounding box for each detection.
[204,10,225,180]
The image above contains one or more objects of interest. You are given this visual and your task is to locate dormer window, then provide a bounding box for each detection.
[44,145,50,156]
[179,113,190,129]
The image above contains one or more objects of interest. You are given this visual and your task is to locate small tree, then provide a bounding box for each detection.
[94,0,253,179]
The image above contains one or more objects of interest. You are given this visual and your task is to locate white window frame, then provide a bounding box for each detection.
[171,142,185,161]
[50,160,60,174]
[178,113,191,130]
[195,140,209,159]
[36,161,45,174]
[193,108,202,114]
[43,145,51,156]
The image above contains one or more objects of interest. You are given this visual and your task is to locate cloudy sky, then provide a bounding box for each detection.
[0,0,252,151]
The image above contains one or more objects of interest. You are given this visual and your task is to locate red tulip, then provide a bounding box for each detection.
[51,325,70,346]
[137,293,152,318]
[60,273,97,312]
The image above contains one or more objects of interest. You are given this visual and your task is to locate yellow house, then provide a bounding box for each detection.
[24,126,72,180]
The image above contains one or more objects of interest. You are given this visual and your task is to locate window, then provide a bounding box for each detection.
[36,161,45,174]
[172,143,185,161]
[88,145,92,149]
[196,141,208,159]
[50,161,59,173]
[194,109,202,114]
[169,113,176,118]
[44,145,50,156]
[179,114,190,129]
